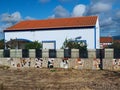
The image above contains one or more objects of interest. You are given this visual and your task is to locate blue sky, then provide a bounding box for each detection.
[0,0,120,39]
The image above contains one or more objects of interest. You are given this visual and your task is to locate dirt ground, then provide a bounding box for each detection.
[0,67,120,90]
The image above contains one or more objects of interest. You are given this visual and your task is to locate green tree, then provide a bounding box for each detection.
[61,38,88,58]
[25,41,42,49]
[109,41,120,49]
[0,39,4,49]
[61,38,87,51]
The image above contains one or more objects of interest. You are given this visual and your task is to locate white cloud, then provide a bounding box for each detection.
[100,17,113,28]
[72,4,86,17]
[0,23,12,30]
[49,4,87,18]
[88,0,120,36]
[0,11,22,32]
[50,5,70,18]
[0,12,37,31]
[116,11,120,18]
[89,2,112,14]
[11,12,22,22]
[1,11,22,24]
[25,16,36,20]
[48,14,55,19]
[91,0,114,4]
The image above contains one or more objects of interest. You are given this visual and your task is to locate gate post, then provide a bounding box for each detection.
[99,49,103,70]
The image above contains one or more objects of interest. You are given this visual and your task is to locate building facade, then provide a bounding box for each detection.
[100,37,113,48]
[4,16,100,49]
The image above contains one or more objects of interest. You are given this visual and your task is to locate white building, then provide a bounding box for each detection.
[4,16,100,49]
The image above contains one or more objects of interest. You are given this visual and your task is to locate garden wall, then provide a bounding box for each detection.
[0,49,119,70]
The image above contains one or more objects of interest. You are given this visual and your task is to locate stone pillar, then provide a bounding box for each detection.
[103,49,114,70]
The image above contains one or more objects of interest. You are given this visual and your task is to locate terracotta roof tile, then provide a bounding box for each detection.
[100,37,113,43]
[5,16,98,31]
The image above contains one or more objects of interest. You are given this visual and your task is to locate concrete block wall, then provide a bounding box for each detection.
[0,58,92,69]
[0,49,104,58]
[0,49,120,70]
[10,49,22,58]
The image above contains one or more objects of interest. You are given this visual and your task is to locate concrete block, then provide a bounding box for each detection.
[10,49,22,58]
[0,49,3,58]
[71,49,79,58]
[105,49,113,59]
[88,49,96,58]
[56,49,64,58]
[29,49,35,58]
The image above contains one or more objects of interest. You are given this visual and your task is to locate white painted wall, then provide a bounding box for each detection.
[5,27,100,49]
[42,42,55,49]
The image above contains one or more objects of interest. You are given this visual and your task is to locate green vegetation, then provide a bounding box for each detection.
[25,41,42,49]
[61,38,87,51]
[109,41,120,49]
[0,39,4,49]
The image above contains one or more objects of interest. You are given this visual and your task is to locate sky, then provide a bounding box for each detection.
[0,0,120,39]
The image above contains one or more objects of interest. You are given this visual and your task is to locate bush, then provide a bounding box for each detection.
[25,41,42,49]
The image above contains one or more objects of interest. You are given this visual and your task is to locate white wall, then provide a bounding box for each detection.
[42,41,55,49]
[5,27,98,49]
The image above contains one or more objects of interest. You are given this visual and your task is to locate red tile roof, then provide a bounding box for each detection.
[5,16,98,31]
[100,37,113,43]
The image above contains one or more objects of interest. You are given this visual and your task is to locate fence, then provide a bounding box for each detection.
[0,49,120,70]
